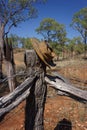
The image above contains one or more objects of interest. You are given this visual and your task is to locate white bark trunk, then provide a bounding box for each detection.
[5,60,16,92]
[4,39,16,92]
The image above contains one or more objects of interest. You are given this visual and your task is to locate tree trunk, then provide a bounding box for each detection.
[5,61,16,92]
[0,49,3,79]
[0,24,4,79]
[0,22,16,91]
[4,39,16,92]
[24,50,47,130]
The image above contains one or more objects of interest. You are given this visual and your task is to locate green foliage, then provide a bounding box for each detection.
[71,7,87,56]
[0,0,46,35]
[50,42,62,55]
[8,35,33,49]
[21,37,32,49]
[71,7,87,33]
[74,43,84,54]
[68,37,79,52]
[9,34,20,48]
[51,36,85,58]
[36,18,66,43]
[67,37,84,56]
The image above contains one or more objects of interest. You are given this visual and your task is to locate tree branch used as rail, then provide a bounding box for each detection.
[45,72,87,103]
[0,73,87,117]
[0,76,36,117]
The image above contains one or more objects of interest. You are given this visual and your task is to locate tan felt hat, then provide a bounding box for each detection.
[31,39,56,68]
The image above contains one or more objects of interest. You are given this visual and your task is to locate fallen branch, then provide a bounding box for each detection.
[45,73,87,103]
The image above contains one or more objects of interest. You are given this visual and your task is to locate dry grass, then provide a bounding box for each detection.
[14,51,26,71]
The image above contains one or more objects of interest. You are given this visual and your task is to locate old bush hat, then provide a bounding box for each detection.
[31,39,56,68]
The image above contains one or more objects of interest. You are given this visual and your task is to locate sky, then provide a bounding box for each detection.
[10,0,87,40]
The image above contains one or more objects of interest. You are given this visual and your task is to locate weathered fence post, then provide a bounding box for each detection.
[24,40,56,130]
[24,50,47,130]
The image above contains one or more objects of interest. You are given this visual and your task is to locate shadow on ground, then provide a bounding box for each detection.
[54,118,72,130]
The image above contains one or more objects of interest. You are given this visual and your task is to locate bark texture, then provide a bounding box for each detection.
[4,39,16,92]
[0,25,4,79]
[24,50,47,130]
[0,49,3,79]
[0,76,36,117]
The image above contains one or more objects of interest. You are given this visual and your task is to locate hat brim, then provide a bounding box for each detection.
[32,41,56,68]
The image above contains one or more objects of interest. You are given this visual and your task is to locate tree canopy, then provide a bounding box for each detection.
[0,0,46,35]
[36,18,66,43]
[71,7,87,56]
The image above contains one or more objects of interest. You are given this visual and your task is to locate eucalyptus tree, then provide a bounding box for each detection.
[71,7,87,57]
[36,18,66,43]
[9,34,20,48]
[36,18,66,59]
[68,37,84,57]
[0,0,46,91]
[21,37,32,49]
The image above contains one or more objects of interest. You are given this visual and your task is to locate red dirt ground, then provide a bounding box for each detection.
[0,95,87,130]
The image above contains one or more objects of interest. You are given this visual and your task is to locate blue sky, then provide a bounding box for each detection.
[10,0,87,39]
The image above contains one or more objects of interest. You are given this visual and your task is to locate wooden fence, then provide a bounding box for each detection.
[0,50,87,130]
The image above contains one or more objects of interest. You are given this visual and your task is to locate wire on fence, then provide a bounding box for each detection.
[0,71,26,84]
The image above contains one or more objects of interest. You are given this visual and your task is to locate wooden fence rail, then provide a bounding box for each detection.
[45,73,87,103]
[0,76,36,117]
[0,72,87,117]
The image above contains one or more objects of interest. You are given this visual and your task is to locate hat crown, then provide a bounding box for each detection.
[31,39,56,67]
